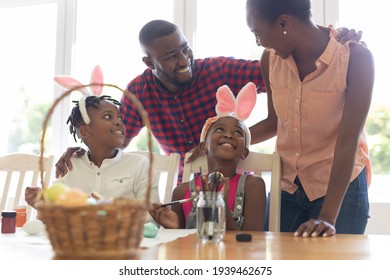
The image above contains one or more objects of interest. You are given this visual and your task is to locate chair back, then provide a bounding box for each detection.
[182,151,281,232]
[0,153,54,221]
[130,151,180,204]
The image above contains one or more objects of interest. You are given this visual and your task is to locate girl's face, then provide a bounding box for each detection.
[204,116,248,161]
[85,100,126,149]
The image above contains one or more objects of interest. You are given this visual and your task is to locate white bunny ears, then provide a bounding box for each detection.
[53,65,104,125]
[200,82,257,147]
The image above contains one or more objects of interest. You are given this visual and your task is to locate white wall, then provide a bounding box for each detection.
[365,203,390,235]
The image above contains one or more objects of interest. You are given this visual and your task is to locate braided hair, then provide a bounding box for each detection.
[67,95,122,142]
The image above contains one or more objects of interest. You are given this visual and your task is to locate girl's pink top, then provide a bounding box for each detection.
[182,173,241,221]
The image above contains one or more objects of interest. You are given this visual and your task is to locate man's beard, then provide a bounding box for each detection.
[155,59,194,88]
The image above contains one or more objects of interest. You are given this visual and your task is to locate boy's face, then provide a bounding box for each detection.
[204,116,248,161]
[83,100,126,149]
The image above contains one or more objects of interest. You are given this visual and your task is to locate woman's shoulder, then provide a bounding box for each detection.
[348,41,373,60]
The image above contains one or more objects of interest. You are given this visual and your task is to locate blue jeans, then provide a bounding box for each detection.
[263,170,370,234]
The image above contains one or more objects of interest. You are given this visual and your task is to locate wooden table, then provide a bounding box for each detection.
[137,231,390,260]
[1,229,389,260]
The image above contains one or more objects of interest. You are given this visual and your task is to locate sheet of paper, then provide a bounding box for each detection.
[140,229,196,248]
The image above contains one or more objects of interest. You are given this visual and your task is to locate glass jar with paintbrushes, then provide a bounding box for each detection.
[196,171,226,243]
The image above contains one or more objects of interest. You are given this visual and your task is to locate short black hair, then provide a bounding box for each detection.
[67,95,121,142]
[139,20,179,51]
[247,0,311,24]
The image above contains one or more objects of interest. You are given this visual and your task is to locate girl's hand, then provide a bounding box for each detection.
[294,219,336,237]
[148,203,180,229]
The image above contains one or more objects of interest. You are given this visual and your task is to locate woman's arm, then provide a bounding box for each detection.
[295,43,374,237]
[249,50,278,144]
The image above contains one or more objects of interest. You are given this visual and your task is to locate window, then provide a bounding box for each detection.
[0,1,57,156]
[196,0,274,153]
[72,0,174,153]
[74,0,174,90]
[337,0,389,203]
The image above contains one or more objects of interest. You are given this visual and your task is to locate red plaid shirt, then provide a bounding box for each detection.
[121,56,264,183]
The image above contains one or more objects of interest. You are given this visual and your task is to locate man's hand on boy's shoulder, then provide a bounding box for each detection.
[55,147,86,178]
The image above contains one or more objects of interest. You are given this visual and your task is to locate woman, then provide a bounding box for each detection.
[246,0,374,237]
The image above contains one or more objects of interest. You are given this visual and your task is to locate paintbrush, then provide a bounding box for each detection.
[160,197,193,207]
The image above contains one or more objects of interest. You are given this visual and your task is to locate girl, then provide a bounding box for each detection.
[150,82,266,231]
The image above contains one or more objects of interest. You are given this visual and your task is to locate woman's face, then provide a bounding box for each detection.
[246,7,291,59]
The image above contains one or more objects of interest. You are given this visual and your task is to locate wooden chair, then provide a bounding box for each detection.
[130,151,180,204]
[0,153,54,221]
[182,151,282,232]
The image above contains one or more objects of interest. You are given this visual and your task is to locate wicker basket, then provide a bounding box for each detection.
[37,83,153,259]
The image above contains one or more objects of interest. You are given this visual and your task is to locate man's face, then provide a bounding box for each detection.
[145,30,194,92]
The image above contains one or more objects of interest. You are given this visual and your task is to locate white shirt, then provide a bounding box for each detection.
[57,149,160,204]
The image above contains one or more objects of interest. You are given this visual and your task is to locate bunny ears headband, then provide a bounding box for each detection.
[200,82,257,147]
[53,65,104,125]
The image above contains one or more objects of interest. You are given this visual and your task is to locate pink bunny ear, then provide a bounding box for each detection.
[53,76,89,96]
[235,82,257,121]
[90,65,103,96]
[215,85,236,116]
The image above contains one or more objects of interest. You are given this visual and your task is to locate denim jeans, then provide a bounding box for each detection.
[263,169,370,234]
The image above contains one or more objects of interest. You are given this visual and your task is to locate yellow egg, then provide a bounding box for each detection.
[46,182,69,203]
[55,188,89,207]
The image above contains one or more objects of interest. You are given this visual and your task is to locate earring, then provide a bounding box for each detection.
[283,30,287,35]
[241,155,246,159]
